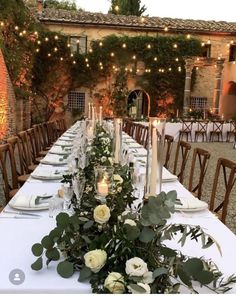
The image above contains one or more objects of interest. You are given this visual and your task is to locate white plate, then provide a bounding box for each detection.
[31,174,63,180]
[175,205,208,212]
[40,160,67,166]
[9,197,49,211]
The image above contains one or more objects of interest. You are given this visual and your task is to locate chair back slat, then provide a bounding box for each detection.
[164,134,174,169]
[209,158,236,223]
[173,140,191,183]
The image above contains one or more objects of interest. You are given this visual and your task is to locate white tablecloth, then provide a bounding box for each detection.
[1,122,236,293]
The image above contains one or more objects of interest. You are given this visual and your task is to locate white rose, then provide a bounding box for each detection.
[142,271,154,284]
[84,249,107,273]
[101,156,107,163]
[113,174,123,184]
[128,283,151,294]
[121,210,130,216]
[125,257,148,276]
[117,186,122,193]
[104,272,125,294]
[124,219,136,226]
[93,205,111,224]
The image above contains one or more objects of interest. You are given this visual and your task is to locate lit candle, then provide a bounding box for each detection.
[221,114,224,120]
[99,106,103,125]
[203,110,206,119]
[87,126,93,138]
[97,178,109,196]
[176,109,179,118]
[114,119,121,164]
[92,106,95,121]
[88,102,91,119]
[149,120,158,195]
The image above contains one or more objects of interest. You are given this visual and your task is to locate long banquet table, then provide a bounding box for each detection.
[1,121,236,293]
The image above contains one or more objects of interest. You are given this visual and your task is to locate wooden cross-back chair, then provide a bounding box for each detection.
[226,121,236,142]
[179,120,194,142]
[139,126,148,149]
[209,121,224,142]
[33,124,49,156]
[164,134,174,170]
[188,148,210,200]
[194,121,208,142]
[0,143,19,204]
[18,131,37,173]
[173,140,191,183]
[7,136,30,185]
[209,158,236,224]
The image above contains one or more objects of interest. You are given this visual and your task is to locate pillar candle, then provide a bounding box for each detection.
[88,102,91,119]
[97,178,109,196]
[149,121,158,195]
[114,119,121,164]
[176,109,179,118]
[99,106,103,125]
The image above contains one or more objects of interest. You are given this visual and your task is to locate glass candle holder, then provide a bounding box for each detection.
[113,118,123,164]
[144,117,166,199]
[94,165,113,202]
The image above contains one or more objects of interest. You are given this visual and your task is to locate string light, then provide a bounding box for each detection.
[175,58,179,61]
[89,48,93,53]
[67,43,70,47]
[100,66,103,70]
[178,66,181,72]
[45,37,49,42]
[54,35,58,40]
[186,34,191,39]
[207,39,211,44]
[85,58,89,62]
[22,30,26,35]
[168,67,172,71]
[140,17,145,23]
[173,43,178,48]
[115,5,119,11]
[36,48,39,53]
[99,62,103,66]
[0,21,4,27]
[110,52,115,57]
[76,39,80,44]
[60,57,64,61]
[164,27,168,32]
[19,32,23,36]
[48,53,51,57]
[201,42,205,47]
[196,66,199,70]
[122,43,126,48]
[34,31,38,36]
[132,55,136,60]
[73,60,76,64]
[230,40,234,44]
[147,44,151,49]
[15,26,19,30]
[86,63,90,67]
[136,69,140,73]
[154,57,157,61]
[37,40,41,45]
[99,42,103,47]
[54,47,58,52]
[70,53,74,57]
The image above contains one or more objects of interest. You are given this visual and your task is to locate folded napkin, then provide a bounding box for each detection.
[9,195,49,208]
[31,168,63,180]
[175,196,208,211]
[40,154,68,165]
[162,168,178,182]
[54,141,73,147]
[49,147,71,155]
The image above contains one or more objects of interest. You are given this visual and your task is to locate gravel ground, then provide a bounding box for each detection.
[1,141,236,233]
[167,141,236,234]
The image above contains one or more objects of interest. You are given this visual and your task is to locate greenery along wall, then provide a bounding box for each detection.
[0,0,202,121]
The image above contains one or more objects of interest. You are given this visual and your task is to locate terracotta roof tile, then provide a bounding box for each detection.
[34,8,236,34]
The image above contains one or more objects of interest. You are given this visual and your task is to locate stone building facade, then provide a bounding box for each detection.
[32,2,236,120]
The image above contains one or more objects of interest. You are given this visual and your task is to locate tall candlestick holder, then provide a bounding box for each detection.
[144,117,166,200]
[113,118,123,165]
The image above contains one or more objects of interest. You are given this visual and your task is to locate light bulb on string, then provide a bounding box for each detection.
[37,40,41,45]
[0,21,4,27]
[36,48,40,53]
[186,34,191,39]
[15,26,19,30]
[89,48,93,53]
[22,30,26,35]
[207,39,211,44]
[154,57,157,61]
[100,66,103,70]
[140,17,145,23]
[132,55,136,60]
[54,35,58,40]
[19,32,23,37]
[45,37,49,42]
[76,39,80,44]
[67,43,70,47]
[147,44,151,49]
[99,41,103,47]
[164,27,168,32]
[115,5,119,12]
[110,52,115,57]
[70,53,74,57]
[168,67,172,71]
[73,60,76,64]
[175,58,179,61]
[48,53,51,57]
[201,42,205,47]
[34,31,38,36]
[173,43,178,49]
[230,40,234,44]
[122,43,126,48]
[60,57,64,61]
[54,47,58,52]
[86,63,90,67]
[178,66,181,72]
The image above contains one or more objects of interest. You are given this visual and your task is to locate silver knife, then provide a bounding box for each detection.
[0,216,40,219]
[3,210,42,217]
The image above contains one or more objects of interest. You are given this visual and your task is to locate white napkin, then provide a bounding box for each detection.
[41,154,67,165]
[31,168,63,179]
[175,196,208,211]
[10,195,49,208]
[49,147,71,155]
[54,141,73,147]
[162,168,178,182]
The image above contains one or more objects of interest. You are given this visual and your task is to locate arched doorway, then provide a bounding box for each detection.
[127,89,150,118]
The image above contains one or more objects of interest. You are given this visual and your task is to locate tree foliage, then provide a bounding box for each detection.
[109,0,147,16]
[43,0,77,11]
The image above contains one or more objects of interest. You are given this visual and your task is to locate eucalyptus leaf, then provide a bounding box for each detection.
[160,246,177,257]
[31,257,43,271]
[78,266,92,282]
[129,283,147,293]
[139,227,155,243]
[57,261,74,278]
[194,270,214,284]
[153,267,168,278]
[177,268,192,287]
[41,235,54,249]
[183,258,203,277]
[83,220,94,230]
[45,248,60,261]
[32,243,43,257]
[56,213,70,228]
[49,227,63,242]
[124,225,140,241]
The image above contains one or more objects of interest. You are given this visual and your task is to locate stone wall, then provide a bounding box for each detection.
[0,49,16,142]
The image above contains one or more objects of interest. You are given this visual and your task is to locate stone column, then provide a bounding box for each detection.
[183,58,194,114]
[213,58,224,114]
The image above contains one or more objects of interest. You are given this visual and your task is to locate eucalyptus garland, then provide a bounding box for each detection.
[31,127,236,294]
